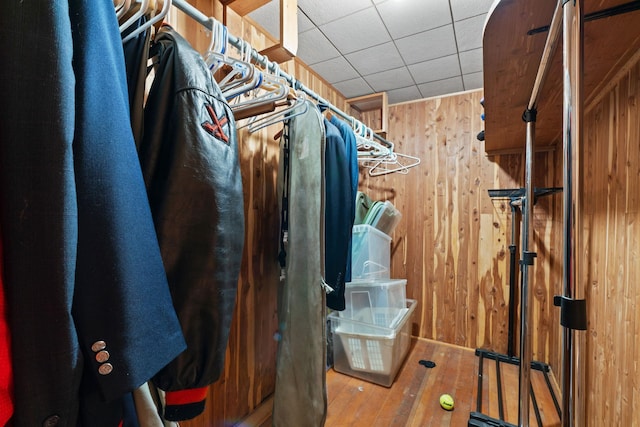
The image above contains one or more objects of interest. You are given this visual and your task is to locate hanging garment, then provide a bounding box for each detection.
[139,25,245,422]
[354,191,375,225]
[272,101,327,427]
[0,1,187,425]
[122,15,152,145]
[329,116,358,282]
[0,232,13,425]
[324,118,353,311]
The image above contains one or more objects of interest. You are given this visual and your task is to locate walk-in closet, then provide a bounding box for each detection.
[1,0,639,426]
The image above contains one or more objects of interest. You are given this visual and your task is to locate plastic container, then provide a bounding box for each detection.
[351,224,391,279]
[369,201,402,236]
[329,299,416,387]
[341,279,407,327]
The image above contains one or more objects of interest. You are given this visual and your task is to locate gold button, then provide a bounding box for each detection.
[91,341,107,352]
[98,363,113,375]
[95,350,110,363]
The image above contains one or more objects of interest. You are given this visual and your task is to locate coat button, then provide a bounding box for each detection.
[95,350,110,363]
[98,363,113,375]
[42,415,60,426]
[91,340,107,352]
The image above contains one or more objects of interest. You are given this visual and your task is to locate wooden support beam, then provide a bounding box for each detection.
[258,0,298,63]
[220,0,271,16]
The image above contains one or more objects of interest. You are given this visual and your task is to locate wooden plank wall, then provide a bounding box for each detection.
[582,54,640,426]
[358,91,563,373]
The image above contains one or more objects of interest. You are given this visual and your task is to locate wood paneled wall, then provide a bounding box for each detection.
[582,55,640,427]
[359,91,563,373]
[161,4,575,422]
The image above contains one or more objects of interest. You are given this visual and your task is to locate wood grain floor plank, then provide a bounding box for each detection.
[244,338,563,426]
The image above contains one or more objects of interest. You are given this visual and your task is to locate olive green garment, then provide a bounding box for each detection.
[272,101,327,427]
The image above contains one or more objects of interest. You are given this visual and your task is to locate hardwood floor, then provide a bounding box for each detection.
[239,337,562,426]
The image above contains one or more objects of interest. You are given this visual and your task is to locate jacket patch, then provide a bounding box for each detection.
[202,103,230,145]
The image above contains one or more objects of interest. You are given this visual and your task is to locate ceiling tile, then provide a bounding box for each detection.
[459,48,483,74]
[345,42,405,76]
[463,72,484,90]
[408,54,460,84]
[454,14,487,52]
[395,25,457,65]
[387,85,423,104]
[247,1,279,39]
[247,0,492,103]
[364,66,415,92]
[298,8,315,32]
[418,76,464,98]
[450,0,494,21]
[310,56,359,84]
[320,7,391,55]
[298,0,372,26]
[376,0,451,39]
[333,77,374,99]
[297,28,340,65]
[248,2,316,39]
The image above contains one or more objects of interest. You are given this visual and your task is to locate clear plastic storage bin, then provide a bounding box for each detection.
[341,279,407,328]
[328,299,416,387]
[351,224,391,279]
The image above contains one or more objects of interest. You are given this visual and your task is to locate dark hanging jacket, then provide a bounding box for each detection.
[324,118,353,311]
[139,25,245,422]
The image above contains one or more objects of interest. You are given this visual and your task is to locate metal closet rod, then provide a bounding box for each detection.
[172,0,394,150]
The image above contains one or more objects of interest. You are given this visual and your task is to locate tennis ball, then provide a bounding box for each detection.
[439,393,454,411]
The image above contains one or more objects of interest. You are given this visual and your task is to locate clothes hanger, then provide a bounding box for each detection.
[116,0,132,19]
[121,0,172,43]
[203,16,227,58]
[119,0,150,34]
[206,39,262,101]
[241,91,310,133]
[114,0,127,14]
[353,120,392,159]
[203,19,252,85]
[229,58,289,113]
[363,151,421,176]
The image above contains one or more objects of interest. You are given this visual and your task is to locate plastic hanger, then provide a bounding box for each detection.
[363,151,421,176]
[354,121,392,159]
[116,0,133,20]
[122,0,172,43]
[206,39,262,101]
[119,0,150,34]
[229,58,289,112]
[203,16,227,58]
[114,0,127,15]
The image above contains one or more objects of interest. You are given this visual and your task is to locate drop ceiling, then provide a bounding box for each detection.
[249,0,494,104]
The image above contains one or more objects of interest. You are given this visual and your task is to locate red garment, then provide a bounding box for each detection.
[0,235,14,425]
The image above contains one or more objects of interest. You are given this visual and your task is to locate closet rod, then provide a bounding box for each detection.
[527,0,562,110]
[171,0,394,150]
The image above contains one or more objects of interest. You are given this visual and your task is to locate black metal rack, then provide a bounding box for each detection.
[468,349,562,427]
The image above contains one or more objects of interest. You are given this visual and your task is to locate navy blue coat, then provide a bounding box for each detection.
[0,1,186,425]
[324,118,354,311]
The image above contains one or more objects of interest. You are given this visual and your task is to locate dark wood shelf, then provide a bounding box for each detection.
[482,0,640,154]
